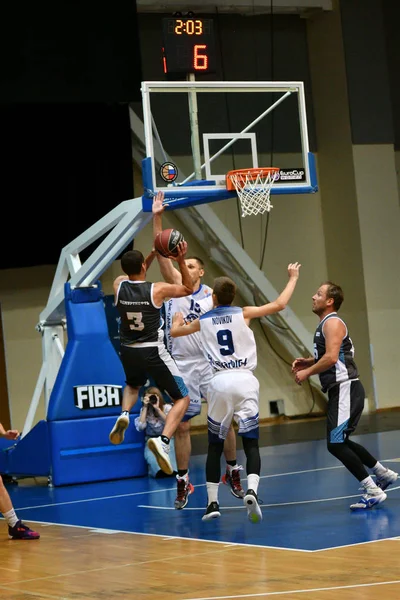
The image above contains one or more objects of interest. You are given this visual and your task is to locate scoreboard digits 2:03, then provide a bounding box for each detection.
[162,18,217,74]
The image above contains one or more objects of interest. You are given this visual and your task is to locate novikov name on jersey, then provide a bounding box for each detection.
[207,354,248,370]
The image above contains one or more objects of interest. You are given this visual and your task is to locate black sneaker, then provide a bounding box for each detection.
[8,521,40,540]
[174,477,194,509]
[244,489,262,523]
[202,501,221,522]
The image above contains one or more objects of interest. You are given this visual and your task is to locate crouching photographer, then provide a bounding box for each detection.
[134,387,178,478]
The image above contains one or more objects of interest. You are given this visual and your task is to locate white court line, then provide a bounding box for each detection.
[312,535,400,552]
[0,584,67,600]
[13,459,399,512]
[14,485,176,511]
[139,484,400,511]
[9,460,399,554]
[8,516,400,554]
[0,518,312,552]
[183,579,400,599]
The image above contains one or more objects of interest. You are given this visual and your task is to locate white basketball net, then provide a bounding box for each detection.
[228,169,278,217]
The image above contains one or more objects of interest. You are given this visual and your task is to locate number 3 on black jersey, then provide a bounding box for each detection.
[126,312,144,331]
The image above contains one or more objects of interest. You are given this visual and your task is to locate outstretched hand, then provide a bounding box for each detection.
[170,241,188,262]
[288,262,301,279]
[152,191,165,215]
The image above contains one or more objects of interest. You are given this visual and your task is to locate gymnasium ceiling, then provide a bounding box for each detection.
[136,0,333,16]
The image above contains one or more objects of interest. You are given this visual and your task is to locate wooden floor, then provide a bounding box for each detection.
[0,523,399,599]
[0,427,399,600]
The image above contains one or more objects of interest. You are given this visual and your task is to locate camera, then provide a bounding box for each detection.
[148,394,158,405]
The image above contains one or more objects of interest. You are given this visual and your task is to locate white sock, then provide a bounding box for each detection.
[247,474,260,494]
[206,482,219,504]
[371,462,387,477]
[360,475,378,489]
[4,509,18,528]
[122,411,130,417]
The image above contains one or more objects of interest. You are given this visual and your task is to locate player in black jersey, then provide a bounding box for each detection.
[109,240,194,476]
[292,281,398,510]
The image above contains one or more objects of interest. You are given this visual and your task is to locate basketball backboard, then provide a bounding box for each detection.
[140,80,317,212]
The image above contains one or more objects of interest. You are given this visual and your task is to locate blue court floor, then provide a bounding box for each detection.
[5,429,400,552]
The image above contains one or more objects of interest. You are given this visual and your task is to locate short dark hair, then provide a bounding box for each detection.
[186,256,204,268]
[213,276,236,305]
[121,250,145,276]
[322,281,344,311]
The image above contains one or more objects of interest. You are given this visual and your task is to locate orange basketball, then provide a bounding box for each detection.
[154,229,184,258]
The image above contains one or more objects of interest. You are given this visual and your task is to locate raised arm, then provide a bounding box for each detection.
[243,263,301,321]
[152,242,193,304]
[144,249,158,272]
[152,191,182,284]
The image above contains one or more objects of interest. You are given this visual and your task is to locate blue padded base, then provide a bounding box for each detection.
[48,417,147,486]
[0,420,51,477]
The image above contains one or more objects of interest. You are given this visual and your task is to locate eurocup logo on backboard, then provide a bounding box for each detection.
[275,168,306,182]
[74,385,122,410]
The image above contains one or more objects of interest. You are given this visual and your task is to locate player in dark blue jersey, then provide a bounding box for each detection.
[109,235,194,476]
[292,281,398,510]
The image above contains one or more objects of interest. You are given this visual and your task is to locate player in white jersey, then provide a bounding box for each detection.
[171,263,301,523]
[152,193,245,510]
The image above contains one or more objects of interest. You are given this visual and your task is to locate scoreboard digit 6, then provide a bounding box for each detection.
[162,18,217,75]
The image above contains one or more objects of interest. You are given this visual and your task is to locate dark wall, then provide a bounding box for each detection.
[382,1,400,150]
[340,0,394,145]
[1,0,142,103]
[0,0,141,269]
[0,104,134,269]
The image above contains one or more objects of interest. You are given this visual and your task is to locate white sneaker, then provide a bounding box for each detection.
[147,437,173,475]
[350,486,387,510]
[109,413,129,445]
[244,489,263,523]
[376,468,398,491]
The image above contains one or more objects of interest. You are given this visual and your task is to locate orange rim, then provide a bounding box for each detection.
[226,167,279,191]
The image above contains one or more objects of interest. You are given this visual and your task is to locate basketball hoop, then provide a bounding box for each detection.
[226,167,280,217]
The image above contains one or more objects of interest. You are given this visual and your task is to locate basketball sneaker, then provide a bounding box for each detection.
[8,521,40,540]
[221,465,245,499]
[350,486,387,510]
[375,468,398,491]
[202,502,221,521]
[174,476,194,510]
[147,436,173,475]
[244,489,263,523]
[109,412,129,445]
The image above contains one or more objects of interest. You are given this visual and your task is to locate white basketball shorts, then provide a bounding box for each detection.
[175,356,213,420]
[206,369,260,442]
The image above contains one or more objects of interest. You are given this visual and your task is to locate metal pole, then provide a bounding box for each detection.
[187,73,202,181]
